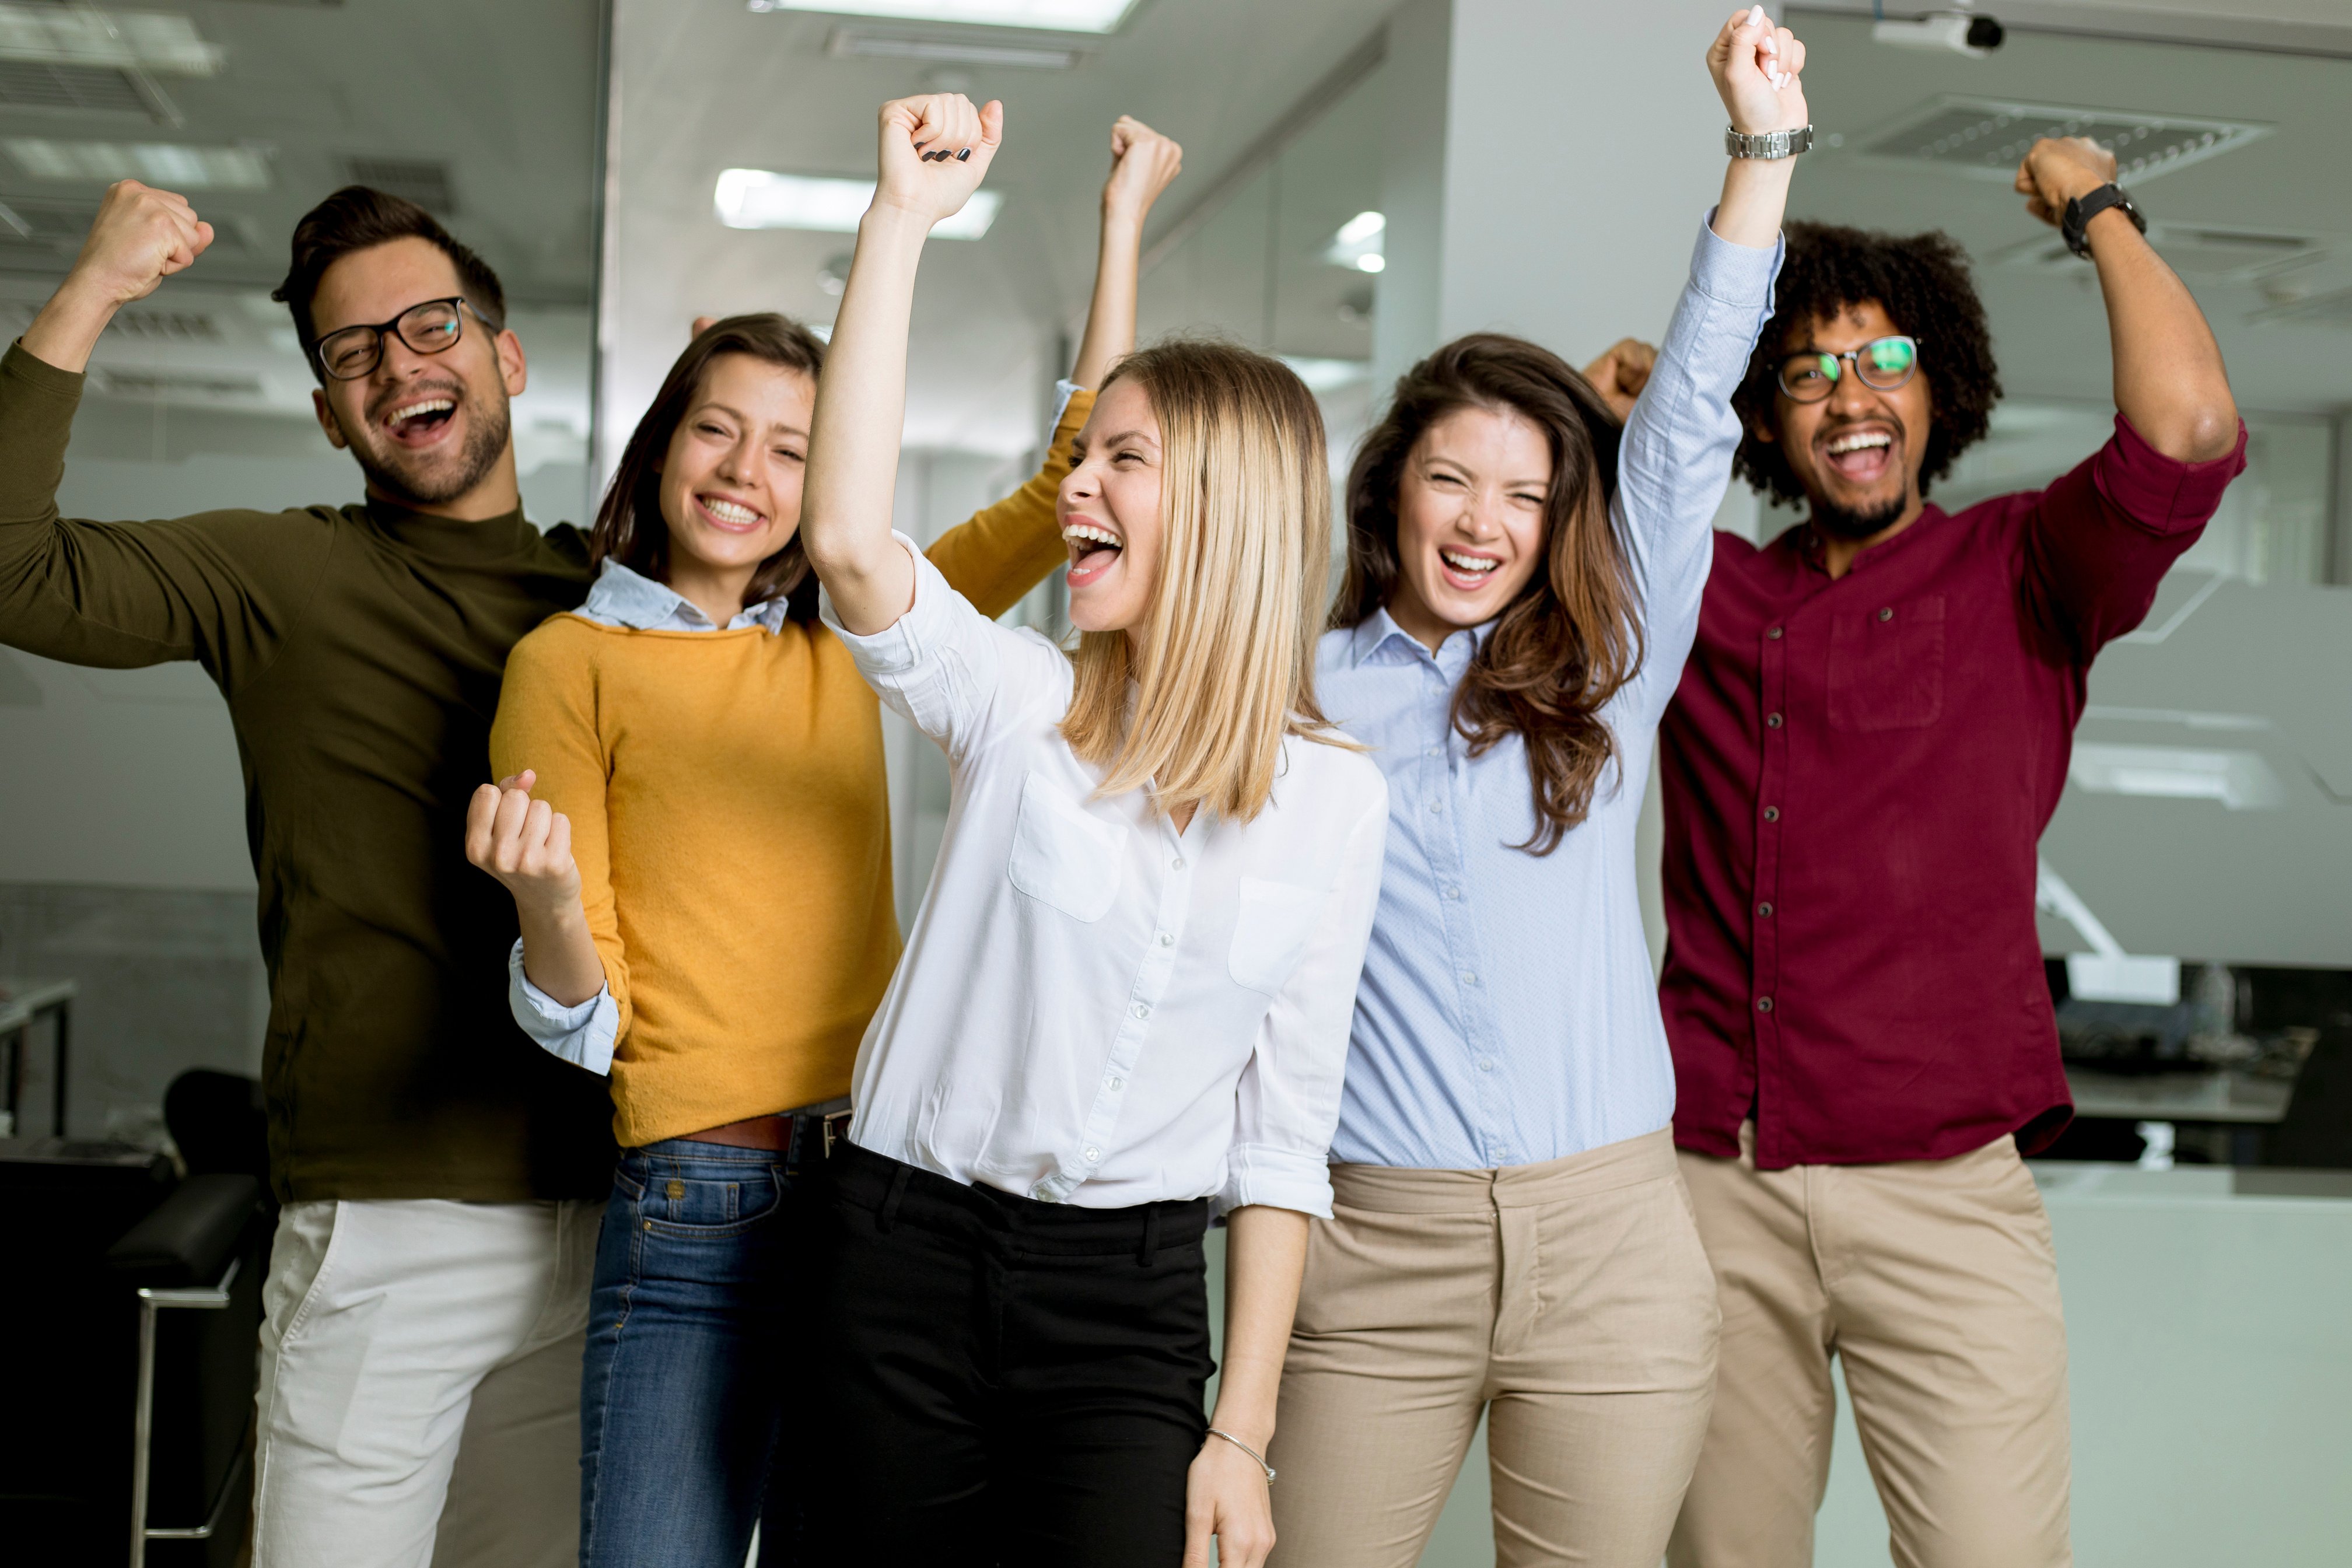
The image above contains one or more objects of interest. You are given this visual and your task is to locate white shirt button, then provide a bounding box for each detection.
[1460,971,1479,986]
[1427,747,1443,758]
[1133,1002,1151,1020]
[1083,1146,1101,1163]
[1107,1076,1124,1091]
[1444,886,1462,900]
[1158,932,1174,946]
[1171,856,1186,870]
[1478,1057,1494,1073]
[1427,800,1443,814]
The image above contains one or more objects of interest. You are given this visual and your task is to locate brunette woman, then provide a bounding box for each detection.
[1265,12,1808,1567]
[461,119,1184,1568]
[792,94,1388,1567]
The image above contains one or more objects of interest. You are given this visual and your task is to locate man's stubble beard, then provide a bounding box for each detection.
[348,387,513,509]
[1808,490,1909,542]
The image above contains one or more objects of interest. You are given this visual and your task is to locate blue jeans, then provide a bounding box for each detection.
[578,1134,814,1568]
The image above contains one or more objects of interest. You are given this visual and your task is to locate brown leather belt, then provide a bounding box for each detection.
[680,1105,854,1157]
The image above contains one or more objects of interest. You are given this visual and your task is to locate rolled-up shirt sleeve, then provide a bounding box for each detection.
[1219,782,1391,1217]
[507,940,620,1076]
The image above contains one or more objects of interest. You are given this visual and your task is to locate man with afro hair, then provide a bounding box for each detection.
[1645,135,2245,1566]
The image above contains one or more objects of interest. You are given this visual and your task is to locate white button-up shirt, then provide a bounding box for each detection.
[822,538,1390,1215]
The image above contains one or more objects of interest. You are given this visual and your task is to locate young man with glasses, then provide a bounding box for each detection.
[1640,135,2244,1566]
[0,179,610,1567]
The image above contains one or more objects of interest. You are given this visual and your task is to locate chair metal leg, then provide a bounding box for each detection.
[130,1256,241,1568]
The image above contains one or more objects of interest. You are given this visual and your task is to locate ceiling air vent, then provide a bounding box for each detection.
[91,368,261,400]
[0,60,163,117]
[2254,288,2352,332]
[1994,222,2325,282]
[344,157,455,214]
[1853,97,2269,184]
[105,307,221,342]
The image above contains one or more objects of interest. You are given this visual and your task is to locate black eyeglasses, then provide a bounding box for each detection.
[309,296,501,382]
[1776,335,1923,402]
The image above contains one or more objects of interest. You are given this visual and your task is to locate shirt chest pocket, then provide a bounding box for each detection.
[1827,594,1946,733]
[1229,878,1328,996]
[1007,771,1126,922]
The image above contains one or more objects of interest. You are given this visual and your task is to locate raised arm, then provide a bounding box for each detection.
[800,94,1003,636]
[23,179,212,374]
[1708,7,1805,250]
[928,116,1181,614]
[2015,138,2239,463]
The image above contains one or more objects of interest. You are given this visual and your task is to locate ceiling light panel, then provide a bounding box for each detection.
[1323,209,1384,272]
[746,0,1139,34]
[827,27,1084,68]
[0,6,222,76]
[1854,96,2269,184]
[715,168,1001,238]
[5,137,270,189]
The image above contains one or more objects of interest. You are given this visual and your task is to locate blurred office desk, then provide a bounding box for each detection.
[0,976,77,1138]
[2065,1063,2294,1124]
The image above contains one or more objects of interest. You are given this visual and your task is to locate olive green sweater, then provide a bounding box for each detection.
[0,341,612,1202]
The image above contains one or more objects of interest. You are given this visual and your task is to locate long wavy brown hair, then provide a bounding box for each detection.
[590,313,828,620]
[1332,332,1639,854]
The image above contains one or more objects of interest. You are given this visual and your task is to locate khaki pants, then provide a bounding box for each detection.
[1669,1125,2071,1568]
[1268,1129,1720,1568]
[252,1198,602,1568]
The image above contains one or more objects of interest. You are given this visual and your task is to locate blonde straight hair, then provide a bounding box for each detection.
[1060,340,1345,824]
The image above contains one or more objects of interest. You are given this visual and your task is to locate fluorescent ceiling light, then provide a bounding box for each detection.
[714,169,1002,239]
[746,0,1139,33]
[828,28,1084,68]
[5,138,268,189]
[0,6,222,75]
[1324,210,1384,273]
[1278,356,1369,394]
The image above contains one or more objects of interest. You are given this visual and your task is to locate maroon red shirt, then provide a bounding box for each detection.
[1660,415,2247,1169]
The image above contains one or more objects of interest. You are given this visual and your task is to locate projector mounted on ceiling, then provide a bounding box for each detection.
[1873,10,2005,58]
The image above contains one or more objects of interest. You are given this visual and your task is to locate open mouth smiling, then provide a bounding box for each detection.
[379,394,459,447]
[1819,426,1897,486]
[1063,521,1122,589]
[695,493,766,533]
[1438,546,1503,592]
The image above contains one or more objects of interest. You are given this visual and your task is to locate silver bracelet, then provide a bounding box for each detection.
[1725,124,1814,159]
[1205,1426,1276,1485]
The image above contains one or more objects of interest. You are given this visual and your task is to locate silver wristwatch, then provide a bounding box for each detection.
[1725,124,1814,159]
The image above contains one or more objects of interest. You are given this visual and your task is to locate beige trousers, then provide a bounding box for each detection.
[1268,1129,1720,1568]
[1669,1125,2071,1568]
[251,1198,602,1568]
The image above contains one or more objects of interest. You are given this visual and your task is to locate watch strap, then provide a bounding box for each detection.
[2062,183,2146,259]
[1724,124,1814,160]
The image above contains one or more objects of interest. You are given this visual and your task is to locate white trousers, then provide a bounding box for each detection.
[251,1197,603,1568]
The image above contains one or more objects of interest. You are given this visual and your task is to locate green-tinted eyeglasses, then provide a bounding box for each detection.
[1776,335,1922,402]
[309,296,501,383]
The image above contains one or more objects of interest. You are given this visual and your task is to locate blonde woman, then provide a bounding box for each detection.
[462,121,1184,1568]
[792,94,1388,1567]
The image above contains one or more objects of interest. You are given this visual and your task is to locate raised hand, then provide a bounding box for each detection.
[463,770,582,914]
[1102,115,1183,227]
[2015,136,2118,227]
[1708,6,1808,135]
[24,178,215,370]
[873,93,1005,233]
[1583,338,1659,421]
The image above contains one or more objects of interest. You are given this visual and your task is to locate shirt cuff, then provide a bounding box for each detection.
[2092,412,2250,534]
[819,530,948,675]
[1692,208,1785,306]
[1051,377,1081,429]
[507,940,618,1076]
[1217,1144,1335,1220]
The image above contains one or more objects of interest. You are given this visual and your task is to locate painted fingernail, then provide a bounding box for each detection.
[1749,4,1766,26]
[957,147,972,161]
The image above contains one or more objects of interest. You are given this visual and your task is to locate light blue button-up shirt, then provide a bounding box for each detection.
[1315,214,1781,1170]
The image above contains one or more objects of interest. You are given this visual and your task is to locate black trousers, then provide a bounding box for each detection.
[803,1143,1214,1566]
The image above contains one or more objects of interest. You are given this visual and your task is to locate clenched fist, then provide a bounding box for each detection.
[66,179,214,308]
[1583,338,1658,422]
[1103,116,1182,226]
[873,93,1005,233]
[463,770,580,914]
[2015,136,2118,228]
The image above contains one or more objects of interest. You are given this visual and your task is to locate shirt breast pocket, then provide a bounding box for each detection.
[1007,771,1125,922]
[1827,594,1946,733]
[1229,877,1328,996]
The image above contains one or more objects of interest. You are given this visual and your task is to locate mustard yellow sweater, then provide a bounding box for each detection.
[491,392,1090,1146]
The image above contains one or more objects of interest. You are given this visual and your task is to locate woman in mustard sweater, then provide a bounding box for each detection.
[461,118,1183,1568]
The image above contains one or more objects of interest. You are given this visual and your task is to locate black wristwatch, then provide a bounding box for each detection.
[2062,183,2146,260]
